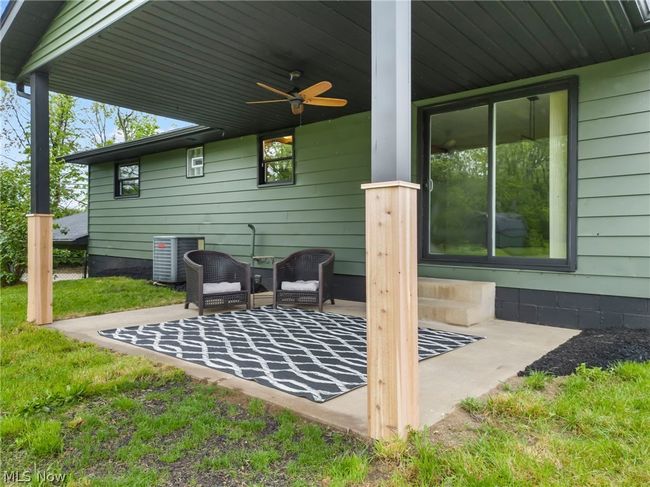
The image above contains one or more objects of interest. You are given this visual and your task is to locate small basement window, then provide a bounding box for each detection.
[258,131,294,185]
[187,146,204,178]
[114,161,140,198]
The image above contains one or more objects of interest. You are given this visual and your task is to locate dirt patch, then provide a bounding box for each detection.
[520,328,650,376]
[425,408,483,448]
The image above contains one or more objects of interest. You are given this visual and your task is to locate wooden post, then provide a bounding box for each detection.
[362,180,420,439]
[27,214,53,324]
[26,71,52,324]
[366,0,417,439]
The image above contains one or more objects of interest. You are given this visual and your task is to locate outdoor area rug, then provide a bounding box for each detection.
[98,306,484,402]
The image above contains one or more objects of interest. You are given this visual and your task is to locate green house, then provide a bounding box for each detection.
[3,0,649,330]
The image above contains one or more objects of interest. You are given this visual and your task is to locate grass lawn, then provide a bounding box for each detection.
[0,278,370,486]
[1,277,648,486]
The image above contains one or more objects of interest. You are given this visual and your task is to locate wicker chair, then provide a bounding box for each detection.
[273,249,335,312]
[183,250,251,315]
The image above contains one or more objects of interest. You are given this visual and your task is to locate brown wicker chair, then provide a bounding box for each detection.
[184,250,251,315]
[273,249,335,312]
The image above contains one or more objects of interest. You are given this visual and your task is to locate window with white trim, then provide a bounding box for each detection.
[187,146,204,178]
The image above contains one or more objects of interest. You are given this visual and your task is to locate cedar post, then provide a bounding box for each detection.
[364,0,419,439]
[26,71,53,325]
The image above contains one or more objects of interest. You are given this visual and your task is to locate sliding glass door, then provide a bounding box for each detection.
[421,79,577,270]
[428,105,489,256]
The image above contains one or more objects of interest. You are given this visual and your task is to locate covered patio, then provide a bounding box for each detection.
[6,0,647,440]
[49,295,577,436]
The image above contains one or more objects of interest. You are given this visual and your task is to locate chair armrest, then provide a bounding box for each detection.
[233,258,252,292]
[274,254,297,290]
[319,253,335,300]
[183,253,203,303]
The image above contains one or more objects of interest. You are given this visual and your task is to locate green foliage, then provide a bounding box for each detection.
[459,396,484,415]
[389,363,650,486]
[2,276,647,485]
[53,247,86,267]
[524,370,553,390]
[1,84,86,284]
[16,420,63,457]
[0,163,30,285]
[495,139,551,251]
[19,384,87,416]
[429,147,488,254]
[327,454,369,486]
[49,92,86,213]
[0,278,184,414]
[115,107,159,142]
[262,135,294,183]
[83,101,116,147]
[428,137,556,257]
[0,81,160,285]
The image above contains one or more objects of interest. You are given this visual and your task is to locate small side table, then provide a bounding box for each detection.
[251,255,276,307]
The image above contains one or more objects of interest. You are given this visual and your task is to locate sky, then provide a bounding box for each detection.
[1,82,192,166]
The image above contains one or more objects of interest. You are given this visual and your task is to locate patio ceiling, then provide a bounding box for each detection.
[3,1,650,138]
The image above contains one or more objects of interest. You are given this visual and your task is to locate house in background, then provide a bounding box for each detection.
[52,212,88,251]
[3,0,650,331]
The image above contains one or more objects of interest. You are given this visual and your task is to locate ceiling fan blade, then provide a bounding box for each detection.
[299,81,332,101]
[256,82,292,99]
[246,100,289,104]
[303,97,348,107]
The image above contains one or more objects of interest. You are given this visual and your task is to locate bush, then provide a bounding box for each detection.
[0,164,29,286]
[53,248,86,267]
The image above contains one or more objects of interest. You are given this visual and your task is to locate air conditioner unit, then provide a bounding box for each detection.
[153,236,205,283]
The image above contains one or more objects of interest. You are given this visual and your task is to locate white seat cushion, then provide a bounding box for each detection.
[281,280,319,292]
[203,282,241,294]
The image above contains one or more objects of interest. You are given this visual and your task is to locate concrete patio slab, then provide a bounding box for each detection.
[49,295,578,436]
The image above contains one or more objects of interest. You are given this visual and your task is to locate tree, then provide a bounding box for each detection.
[0,163,30,285]
[48,93,86,213]
[0,81,160,285]
[1,82,86,214]
[83,101,115,148]
[115,107,158,142]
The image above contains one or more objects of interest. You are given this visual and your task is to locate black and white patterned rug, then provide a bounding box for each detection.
[99,306,483,402]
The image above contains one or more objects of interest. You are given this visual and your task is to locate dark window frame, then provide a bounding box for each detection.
[186,145,205,179]
[257,129,295,187]
[114,160,140,198]
[418,77,579,272]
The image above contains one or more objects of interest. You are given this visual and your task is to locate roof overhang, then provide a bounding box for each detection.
[64,126,224,165]
[0,1,63,81]
[623,0,650,32]
[4,1,650,146]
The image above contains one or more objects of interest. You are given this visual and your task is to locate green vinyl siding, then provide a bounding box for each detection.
[87,54,650,299]
[19,0,146,78]
[88,113,370,276]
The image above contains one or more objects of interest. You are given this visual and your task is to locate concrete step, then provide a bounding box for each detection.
[418,278,495,327]
[418,277,495,304]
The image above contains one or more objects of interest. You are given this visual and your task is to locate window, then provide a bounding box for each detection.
[114,161,140,198]
[187,146,204,178]
[421,78,577,270]
[258,131,294,185]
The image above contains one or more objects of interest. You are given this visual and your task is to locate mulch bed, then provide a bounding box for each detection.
[520,328,650,376]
